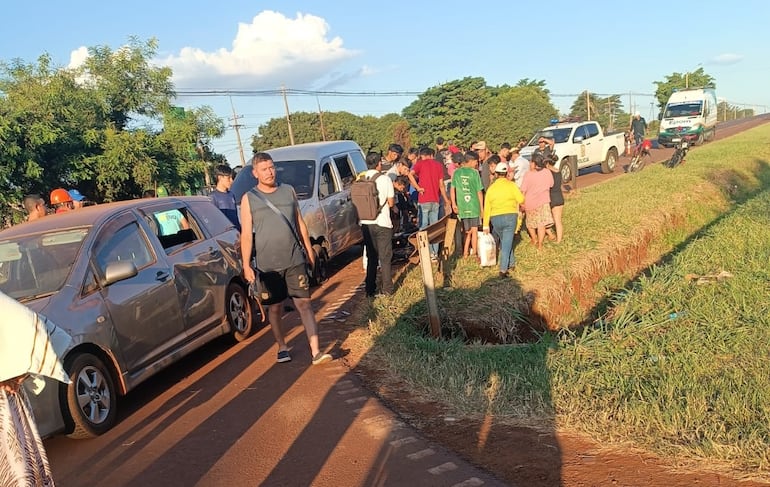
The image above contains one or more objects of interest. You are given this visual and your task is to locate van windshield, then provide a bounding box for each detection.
[275,160,315,200]
[664,102,703,118]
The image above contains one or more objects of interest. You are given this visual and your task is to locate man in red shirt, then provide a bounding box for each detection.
[408,146,450,259]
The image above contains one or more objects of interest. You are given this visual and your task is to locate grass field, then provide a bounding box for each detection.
[359,122,770,479]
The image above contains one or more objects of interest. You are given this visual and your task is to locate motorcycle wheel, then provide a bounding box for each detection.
[667,150,682,168]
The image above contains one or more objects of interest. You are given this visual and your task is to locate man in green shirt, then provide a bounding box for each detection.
[450,151,484,258]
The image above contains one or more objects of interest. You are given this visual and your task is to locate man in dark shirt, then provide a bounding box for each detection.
[210,164,240,230]
[631,112,647,145]
[240,153,332,365]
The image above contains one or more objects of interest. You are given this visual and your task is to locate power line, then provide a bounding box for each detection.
[175,88,657,98]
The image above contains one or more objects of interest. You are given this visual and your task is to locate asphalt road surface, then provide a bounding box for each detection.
[44,248,509,487]
[43,115,769,487]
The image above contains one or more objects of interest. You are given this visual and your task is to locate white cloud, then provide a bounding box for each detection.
[708,53,743,65]
[160,11,361,90]
[67,46,89,70]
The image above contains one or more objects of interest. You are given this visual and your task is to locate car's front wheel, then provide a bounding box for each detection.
[64,352,118,439]
[227,282,253,342]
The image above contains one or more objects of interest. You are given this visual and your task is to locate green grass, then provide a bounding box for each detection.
[359,122,770,478]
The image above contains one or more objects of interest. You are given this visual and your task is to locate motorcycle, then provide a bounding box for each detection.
[666,135,690,168]
[628,139,653,173]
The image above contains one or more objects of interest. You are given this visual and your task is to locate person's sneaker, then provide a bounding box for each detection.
[312,352,333,365]
[277,350,292,363]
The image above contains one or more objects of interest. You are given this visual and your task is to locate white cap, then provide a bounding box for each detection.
[494,162,509,174]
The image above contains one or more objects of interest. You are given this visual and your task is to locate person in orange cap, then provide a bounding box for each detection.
[49,188,74,214]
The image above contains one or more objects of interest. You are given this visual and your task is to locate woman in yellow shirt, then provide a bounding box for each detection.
[482,162,525,277]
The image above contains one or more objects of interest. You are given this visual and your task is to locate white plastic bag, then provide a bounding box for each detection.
[477,231,497,267]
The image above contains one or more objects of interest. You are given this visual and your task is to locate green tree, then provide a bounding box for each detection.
[402,77,491,145]
[468,85,558,149]
[569,92,627,131]
[653,67,716,110]
[79,37,174,131]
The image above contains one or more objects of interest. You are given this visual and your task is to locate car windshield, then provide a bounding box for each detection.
[528,127,572,145]
[275,160,315,200]
[665,102,703,118]
[0,228,89,301]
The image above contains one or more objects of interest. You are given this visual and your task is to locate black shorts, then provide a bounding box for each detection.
[258,263,310,305]
[461,217,481,232]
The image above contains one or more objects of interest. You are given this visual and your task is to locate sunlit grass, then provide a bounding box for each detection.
[357,123,770,478]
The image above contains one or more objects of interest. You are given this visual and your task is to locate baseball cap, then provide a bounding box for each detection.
[472,141,487,151]
[494,162,509,174]
[68,189,86,201]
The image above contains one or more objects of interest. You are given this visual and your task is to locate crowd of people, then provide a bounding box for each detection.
[355,136,567,291]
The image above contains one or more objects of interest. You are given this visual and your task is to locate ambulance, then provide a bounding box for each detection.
[657,87,718,147]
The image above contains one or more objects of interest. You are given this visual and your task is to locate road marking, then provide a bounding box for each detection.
[428,462,458,475]
[336,388,360,395]
[451,478,484,487]
[345,396,368,404]
[389,436,417,448]
[407,448,435,460]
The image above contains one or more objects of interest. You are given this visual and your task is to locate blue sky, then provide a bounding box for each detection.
[3,0,769,165]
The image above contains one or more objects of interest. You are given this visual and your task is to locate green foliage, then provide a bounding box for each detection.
[0,37,226,213]
[468,85,558,148]
[569,92,628,131]
[402,77,491,145]
[653,67,716,109]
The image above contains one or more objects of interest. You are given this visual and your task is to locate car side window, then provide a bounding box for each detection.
[94,222,154,274]
[334,155,355,189]
[319,162,338,199]
[148,207,204,252]
[349,150,367,174]
[585,124,599,139]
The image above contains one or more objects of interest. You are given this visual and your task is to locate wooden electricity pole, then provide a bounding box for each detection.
[229,97,246,167]
[281,85,295,145]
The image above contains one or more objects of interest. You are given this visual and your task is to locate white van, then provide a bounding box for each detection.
[657,88,718,147]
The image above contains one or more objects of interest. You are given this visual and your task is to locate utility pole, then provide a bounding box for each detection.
[282,84,295,145]
[317,96,327,141]
[585,91,591,120]
[229,97,246,167]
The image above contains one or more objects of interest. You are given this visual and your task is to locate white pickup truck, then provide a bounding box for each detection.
[520,120,625,182]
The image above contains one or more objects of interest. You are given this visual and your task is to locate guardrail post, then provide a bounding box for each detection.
[417,230,441,338]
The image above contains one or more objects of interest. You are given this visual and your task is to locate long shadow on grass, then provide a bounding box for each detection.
[363,270,563,487]
[588,158,770,324]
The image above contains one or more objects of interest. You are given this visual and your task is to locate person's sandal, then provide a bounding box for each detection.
[312,352,333,365]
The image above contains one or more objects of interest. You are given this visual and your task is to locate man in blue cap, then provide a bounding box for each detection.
[67,189,86,209]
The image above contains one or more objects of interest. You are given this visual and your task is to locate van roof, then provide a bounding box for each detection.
[267,140,363,161]
[668,88,715,103]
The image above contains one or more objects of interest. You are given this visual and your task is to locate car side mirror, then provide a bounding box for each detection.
[658,112,663,121]
[573,136,584,143]
[102,261,138,286]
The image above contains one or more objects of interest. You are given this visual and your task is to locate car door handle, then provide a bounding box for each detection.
[209,248,221,257]
[339,199,346,205]
[156,270,170,282]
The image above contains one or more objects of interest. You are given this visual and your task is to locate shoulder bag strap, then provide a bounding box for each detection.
[249,188,304,250]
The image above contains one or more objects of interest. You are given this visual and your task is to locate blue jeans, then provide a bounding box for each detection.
[419,202,440,256]
[491,213,518,272]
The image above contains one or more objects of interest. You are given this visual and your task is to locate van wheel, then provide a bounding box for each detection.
[64,353,118,439]
[601,149,617,173]
[310,244,328,286]
[697,133,704,145]
[227,282,253,342]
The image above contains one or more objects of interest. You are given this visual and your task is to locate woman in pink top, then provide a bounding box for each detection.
[519,154,554,250]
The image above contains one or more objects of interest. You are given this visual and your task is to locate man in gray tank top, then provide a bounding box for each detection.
[240,152,333,365]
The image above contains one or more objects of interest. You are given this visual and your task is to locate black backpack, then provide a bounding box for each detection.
[351,172,385,221]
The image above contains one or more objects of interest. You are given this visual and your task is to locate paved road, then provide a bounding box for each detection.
[45,249,509,487]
